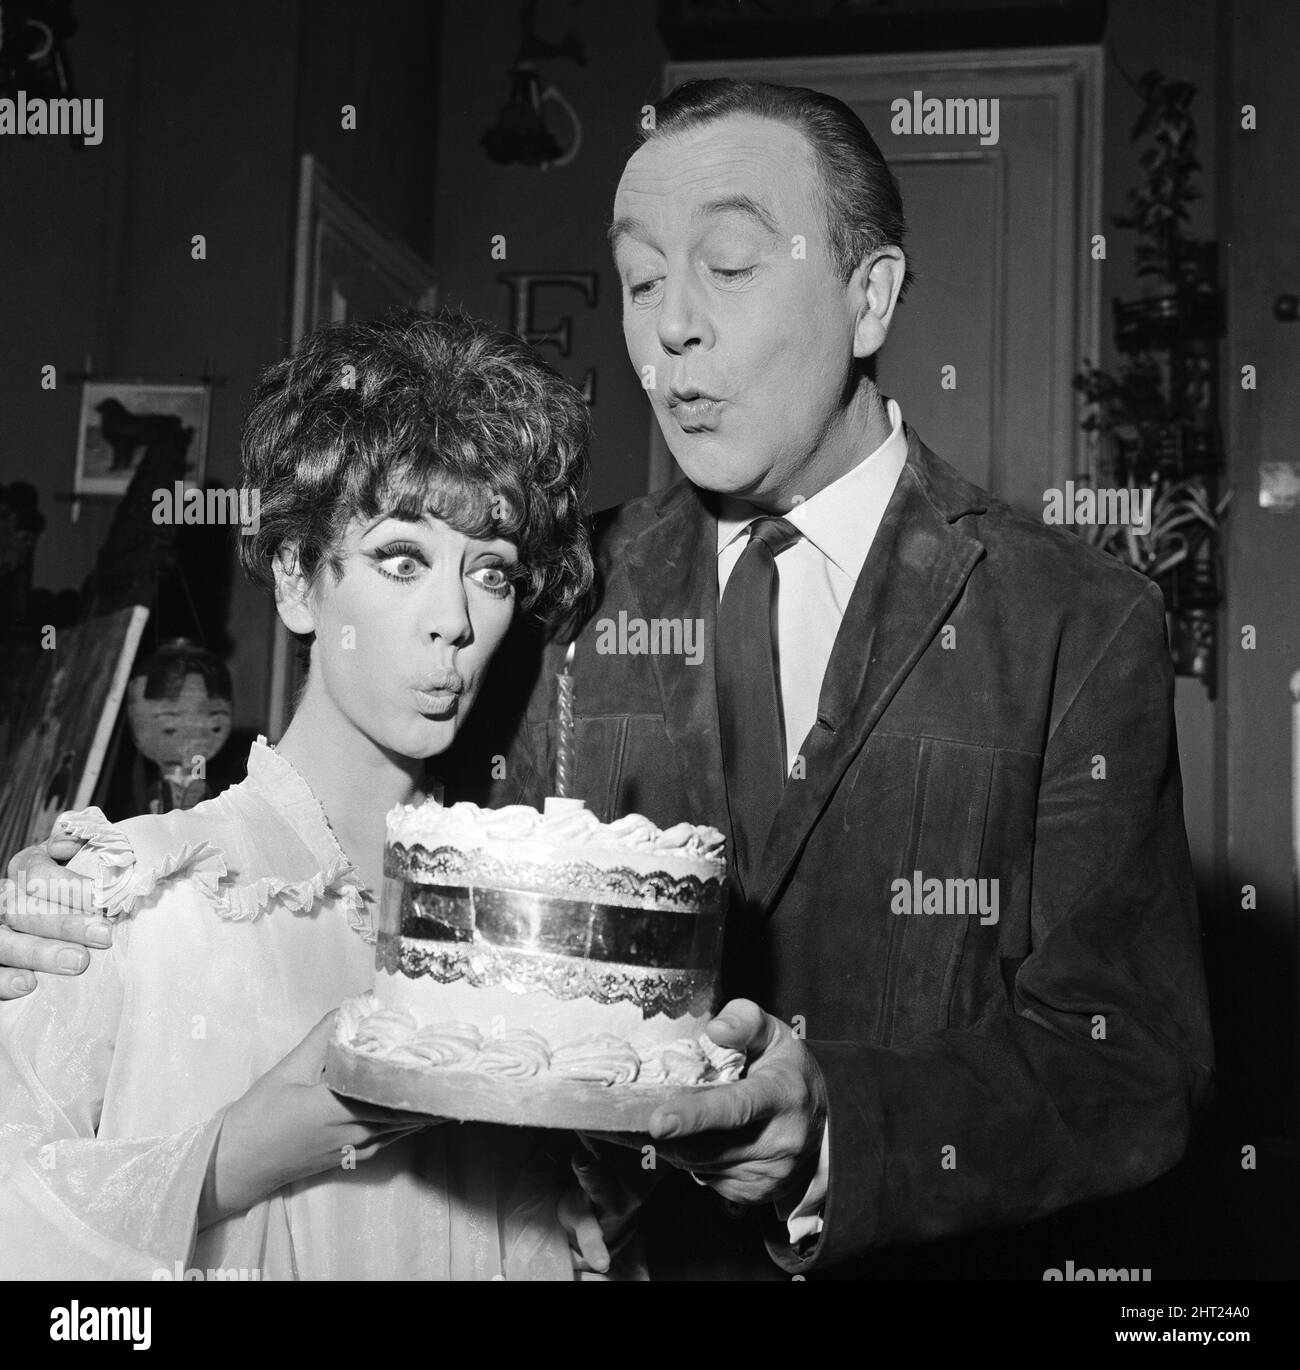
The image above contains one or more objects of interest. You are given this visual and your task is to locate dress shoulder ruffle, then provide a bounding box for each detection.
[59,806,226,920]
[216,850,370,928]
[58,806,370,929]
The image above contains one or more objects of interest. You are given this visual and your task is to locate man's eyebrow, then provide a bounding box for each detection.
[607,216,647,253]
[606,195,780,253]
[694,194,780,236]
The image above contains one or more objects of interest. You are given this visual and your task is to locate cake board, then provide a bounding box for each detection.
[326,1039,716,1132]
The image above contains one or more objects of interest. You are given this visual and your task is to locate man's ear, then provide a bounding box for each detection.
[851,247,906,362]
[271,545,316,636]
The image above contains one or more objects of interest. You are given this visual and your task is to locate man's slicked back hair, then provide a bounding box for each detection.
[643,78,915,299]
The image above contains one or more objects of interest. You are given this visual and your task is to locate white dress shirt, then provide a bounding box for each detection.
[714,396,908,1248]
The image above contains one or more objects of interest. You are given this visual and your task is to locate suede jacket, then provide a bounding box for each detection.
[440,427,1216,1277]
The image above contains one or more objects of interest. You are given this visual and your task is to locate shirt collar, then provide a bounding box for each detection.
[715,397,907,580]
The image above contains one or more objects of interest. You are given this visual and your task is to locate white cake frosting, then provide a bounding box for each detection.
[339,797,742,1087]
[386,796,727,883]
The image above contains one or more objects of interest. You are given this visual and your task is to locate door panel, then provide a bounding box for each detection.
[876,151,1002,494]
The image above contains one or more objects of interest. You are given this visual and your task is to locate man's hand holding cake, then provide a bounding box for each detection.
[646,998,828,1210]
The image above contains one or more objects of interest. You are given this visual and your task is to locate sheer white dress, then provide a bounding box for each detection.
[0,737,576,1280]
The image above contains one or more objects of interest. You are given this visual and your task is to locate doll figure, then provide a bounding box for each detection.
[126,638,232,811]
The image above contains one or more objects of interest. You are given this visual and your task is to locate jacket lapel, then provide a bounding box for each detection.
[618,482,734,850]
[751,430,988,910]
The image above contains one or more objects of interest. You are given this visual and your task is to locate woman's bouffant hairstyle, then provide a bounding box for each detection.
[237,307,593,625]
[644,79,915,300]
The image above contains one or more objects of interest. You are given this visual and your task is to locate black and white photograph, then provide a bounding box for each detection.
[0,0,1295,1347]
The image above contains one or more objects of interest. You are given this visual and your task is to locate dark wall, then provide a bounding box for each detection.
[294,0,442,256]
[433,0,668,514]
[0,0,299,733]
[0,0,442,733]
[0,0,1238,729]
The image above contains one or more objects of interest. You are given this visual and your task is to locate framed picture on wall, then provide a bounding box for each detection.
[265,155,439,741]
[73,380,210,497]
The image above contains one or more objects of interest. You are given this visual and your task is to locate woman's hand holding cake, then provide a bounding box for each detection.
[199,1011,435,1228]
[558,1142,655,1278]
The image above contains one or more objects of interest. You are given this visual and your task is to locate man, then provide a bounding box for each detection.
[2,80,1214,1278]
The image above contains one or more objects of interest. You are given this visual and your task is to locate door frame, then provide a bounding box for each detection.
[265,155,440,741]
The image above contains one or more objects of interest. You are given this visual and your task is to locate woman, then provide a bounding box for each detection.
[0,309,620,1280]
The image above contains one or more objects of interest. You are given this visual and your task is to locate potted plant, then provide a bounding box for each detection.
[1074,68,1228,694]
[1109,69,1220,349]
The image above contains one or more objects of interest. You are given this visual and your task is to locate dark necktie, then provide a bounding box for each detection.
[715,515,803,898]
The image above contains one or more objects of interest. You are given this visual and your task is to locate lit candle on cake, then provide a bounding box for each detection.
[554,640,576,799]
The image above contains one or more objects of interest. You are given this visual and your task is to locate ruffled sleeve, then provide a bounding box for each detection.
[56,806,226,920]
[0,817,228,1279]
[56,804,369,930]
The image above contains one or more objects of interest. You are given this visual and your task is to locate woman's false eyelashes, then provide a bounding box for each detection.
[365,538,522,598]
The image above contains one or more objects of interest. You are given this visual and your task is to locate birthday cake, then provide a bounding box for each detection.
[326,796,743,1128]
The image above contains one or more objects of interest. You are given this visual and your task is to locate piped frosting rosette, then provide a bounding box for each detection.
[336,994,746,1087]
[473,1029,552,1079]
[551,1033,641,1085]
[403,1023,483,1067]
